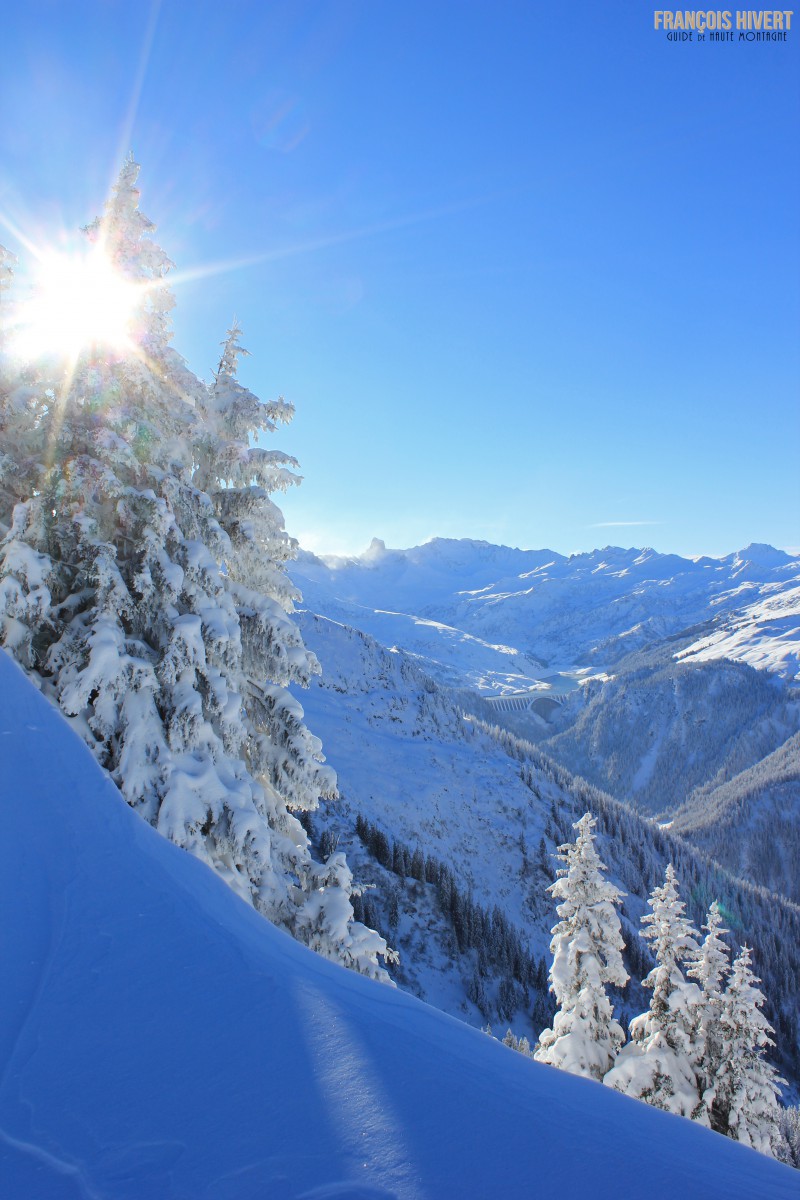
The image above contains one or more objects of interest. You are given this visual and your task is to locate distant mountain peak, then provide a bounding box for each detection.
[736,542,784,560]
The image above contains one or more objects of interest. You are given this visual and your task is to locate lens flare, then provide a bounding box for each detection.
[12,249,140,361]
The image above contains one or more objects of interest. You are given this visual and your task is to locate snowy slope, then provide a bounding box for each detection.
[3,652,795,1199]
[677,583,800,681]
[294,537,560,615]
[292,611,559,1030]
[293,564,548,695]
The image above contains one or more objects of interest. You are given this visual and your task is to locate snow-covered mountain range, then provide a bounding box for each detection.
[2,649,797,1199]
[289,538,800,895]
[292,538,800,685]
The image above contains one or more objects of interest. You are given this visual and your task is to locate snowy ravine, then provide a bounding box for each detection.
[0,649,796,1200]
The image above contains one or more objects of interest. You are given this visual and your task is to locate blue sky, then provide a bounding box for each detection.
[1,1,798,557]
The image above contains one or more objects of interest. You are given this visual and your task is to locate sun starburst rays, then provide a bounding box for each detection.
[10,245,144,363]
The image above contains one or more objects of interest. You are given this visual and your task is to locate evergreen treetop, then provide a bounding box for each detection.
[534,812,628,1081]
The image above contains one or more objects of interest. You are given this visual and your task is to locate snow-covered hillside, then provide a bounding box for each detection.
[292,611,560,1034]
[677,583,800,681]
[4,649,796,1199]
[541,657,799,820]
[671,732,800,904]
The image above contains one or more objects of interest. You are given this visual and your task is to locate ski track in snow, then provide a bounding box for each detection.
[0,1126,105,1200]
[294,985,422,1200]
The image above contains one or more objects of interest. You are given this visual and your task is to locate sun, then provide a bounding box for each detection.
[12,248,141,362]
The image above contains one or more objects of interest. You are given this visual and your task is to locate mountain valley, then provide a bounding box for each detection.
[287,538,800,1088]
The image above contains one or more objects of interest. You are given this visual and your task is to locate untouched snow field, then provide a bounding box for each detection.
[0,649,796,1200]
[677,583,800,681]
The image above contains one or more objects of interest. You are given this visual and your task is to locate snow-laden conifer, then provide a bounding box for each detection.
[0,160,392,980]
[0,243,53,665]
[191,320,392,971]
[197,323,329,806]
[0,245,47,535]
[604,864,704,1118]
[713,944,785,1156]
[687,900,731,1130]
[503,1029,534,1057]
[533,812,628,1080]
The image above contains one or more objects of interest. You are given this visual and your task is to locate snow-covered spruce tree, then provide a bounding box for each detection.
[0,245,47,536]
[0,159,391,979]
[0,245,57,661]
[712,944,785,1157]
[192,319,392,969]
[604,864,704,1119]
[533,812,628,1081]
[503,1029,533,1057]
[687,900,731,1130]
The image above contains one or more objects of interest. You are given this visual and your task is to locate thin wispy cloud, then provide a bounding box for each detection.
[589,520,664,529]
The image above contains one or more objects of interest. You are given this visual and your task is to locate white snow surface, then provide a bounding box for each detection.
[1,648,796,1199]
[677,584,800,680]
